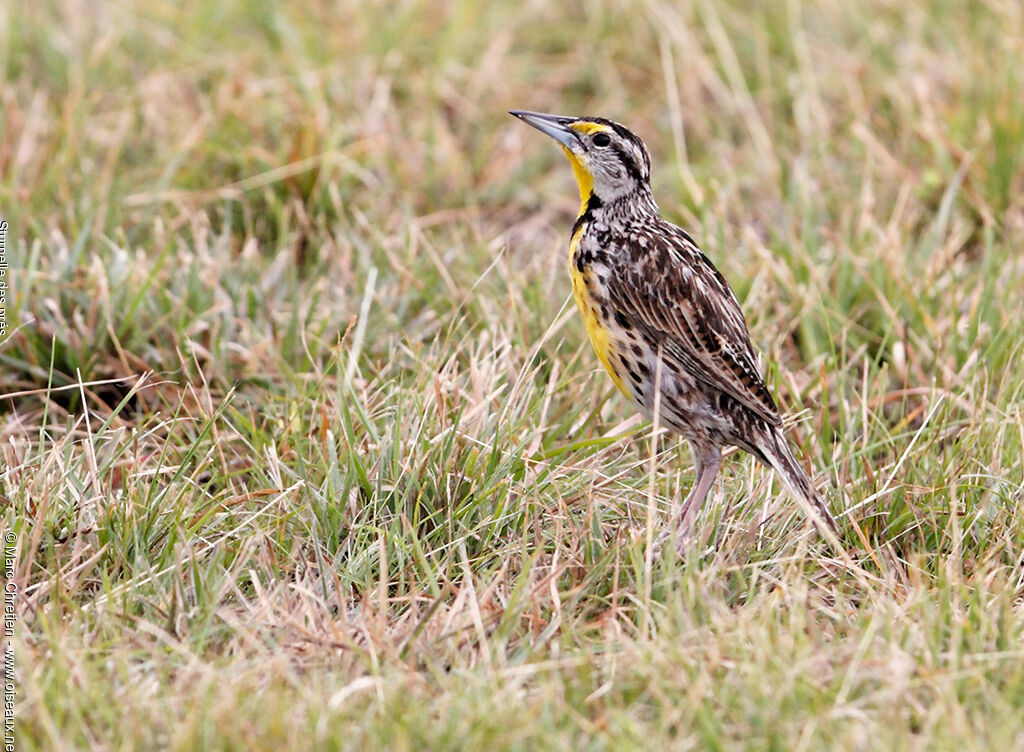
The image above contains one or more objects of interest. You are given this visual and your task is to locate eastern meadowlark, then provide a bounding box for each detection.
[511,110,838,544]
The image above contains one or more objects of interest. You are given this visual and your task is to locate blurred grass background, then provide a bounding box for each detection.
[2,0,1024,749]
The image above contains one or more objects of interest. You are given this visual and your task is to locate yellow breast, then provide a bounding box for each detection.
[569,225,629,396]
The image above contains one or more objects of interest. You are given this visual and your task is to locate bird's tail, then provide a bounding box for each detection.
[761,431,839,536]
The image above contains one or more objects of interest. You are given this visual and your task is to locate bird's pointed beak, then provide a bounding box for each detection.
[509,110,579,149]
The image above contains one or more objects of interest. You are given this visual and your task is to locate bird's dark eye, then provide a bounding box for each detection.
[592,132,612,148]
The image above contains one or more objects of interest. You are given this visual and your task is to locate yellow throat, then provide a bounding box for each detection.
[561,146,629,396]
[561,147,594,214]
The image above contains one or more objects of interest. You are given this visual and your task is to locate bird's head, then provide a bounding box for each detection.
[510,110,652,208]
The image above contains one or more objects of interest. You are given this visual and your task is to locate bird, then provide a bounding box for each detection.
[510,110,838,546]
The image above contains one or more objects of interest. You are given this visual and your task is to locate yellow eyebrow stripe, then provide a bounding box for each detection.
[570,122,612,136]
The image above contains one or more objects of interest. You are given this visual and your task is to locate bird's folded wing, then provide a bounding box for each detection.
[609,232,783,428]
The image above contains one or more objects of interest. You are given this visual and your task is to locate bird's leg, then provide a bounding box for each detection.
[677,445,721,538]
[655,444,722,554]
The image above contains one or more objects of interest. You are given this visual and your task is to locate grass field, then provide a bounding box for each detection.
[3,0,1024,748]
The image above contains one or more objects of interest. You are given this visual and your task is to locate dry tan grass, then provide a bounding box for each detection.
[2,0,1024,749]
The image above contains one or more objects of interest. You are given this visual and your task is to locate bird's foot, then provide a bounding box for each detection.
[652,525,696,558]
